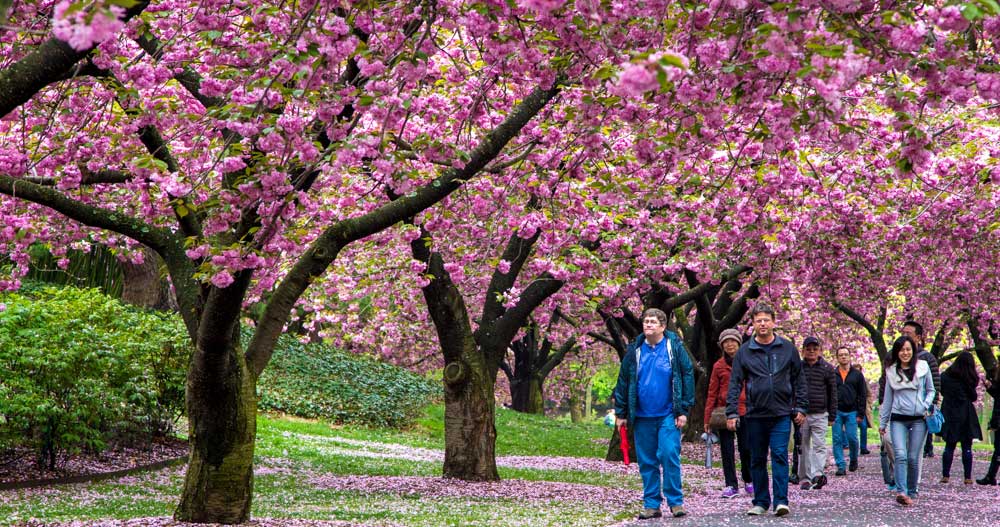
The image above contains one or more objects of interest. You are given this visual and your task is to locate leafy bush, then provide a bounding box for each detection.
[0,286,190,468]
[257,335,440,428]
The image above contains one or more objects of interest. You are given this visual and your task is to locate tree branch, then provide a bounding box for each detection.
[245,81,561,374]
[0,2,151,118]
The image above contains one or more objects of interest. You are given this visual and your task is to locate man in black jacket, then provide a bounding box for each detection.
[833,346,867,476]
[797,337,837,490]
[726,304,807,517]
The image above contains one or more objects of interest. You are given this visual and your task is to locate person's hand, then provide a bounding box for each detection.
[793,412,805,426]
[615,417,627,429]
[879,428,886,437]
[985,379,993,389]
[704,424,711,433]
[857,416,863,424]
[675,415,687,429]
[727,418,738,431]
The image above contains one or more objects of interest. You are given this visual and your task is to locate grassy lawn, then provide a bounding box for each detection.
[0,406,640,526]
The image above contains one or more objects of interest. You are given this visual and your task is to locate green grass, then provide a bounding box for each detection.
[0,407,636,526]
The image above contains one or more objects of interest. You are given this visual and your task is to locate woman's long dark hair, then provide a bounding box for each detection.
[944,351,980,391]
[890,336,918,382]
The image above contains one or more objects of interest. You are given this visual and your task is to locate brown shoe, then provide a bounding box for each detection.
[637,508,662,520]
[896,494,913,506]
[670,505,687,518]
[940,477,950,484]
[964,478,974,485]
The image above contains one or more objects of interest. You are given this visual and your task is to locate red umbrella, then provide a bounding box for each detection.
[619,424,630,465]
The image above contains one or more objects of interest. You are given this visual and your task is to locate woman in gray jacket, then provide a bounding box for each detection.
[879,336,935,506]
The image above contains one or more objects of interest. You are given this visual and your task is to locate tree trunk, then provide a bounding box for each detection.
[175,342,257,523]
[510,375,544,414]
[568,395,584,423]
[121,245,173,310]
[442,345,499,481]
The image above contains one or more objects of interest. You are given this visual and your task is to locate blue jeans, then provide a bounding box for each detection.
[634,416,683,509]
[832,410,859,470]
[890,418,927,497]
[745,416,791,510]
[859,416,868,451]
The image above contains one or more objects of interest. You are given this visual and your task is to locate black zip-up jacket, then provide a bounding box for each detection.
[835,366,867,414]
[726,334,808,419]
[802,358,838,415]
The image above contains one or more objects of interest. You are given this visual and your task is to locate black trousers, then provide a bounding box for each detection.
[942,438,973,479]
[719,419,752,488]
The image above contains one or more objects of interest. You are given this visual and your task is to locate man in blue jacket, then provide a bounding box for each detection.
[726,303,808,517]
[613,308,695,520]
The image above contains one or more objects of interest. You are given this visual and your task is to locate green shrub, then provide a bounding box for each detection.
[0,286,190,468]
[257,335,440,428]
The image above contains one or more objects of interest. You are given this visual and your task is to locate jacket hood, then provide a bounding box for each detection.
[886,360,930,391]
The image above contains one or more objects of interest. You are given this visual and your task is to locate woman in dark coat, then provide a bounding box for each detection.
[976,362,1000,485]
[939,352,983,484]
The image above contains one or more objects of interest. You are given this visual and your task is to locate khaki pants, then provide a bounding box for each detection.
[798,412,829,481]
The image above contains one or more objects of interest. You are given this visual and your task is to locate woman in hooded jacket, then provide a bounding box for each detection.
[879,336,935,506]
[939,352,982,484]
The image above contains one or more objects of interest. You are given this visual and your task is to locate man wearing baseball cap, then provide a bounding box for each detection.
[797,336,838,490]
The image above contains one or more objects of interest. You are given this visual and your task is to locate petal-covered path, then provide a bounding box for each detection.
[617,445,1000,526]
[7,435,1000,526]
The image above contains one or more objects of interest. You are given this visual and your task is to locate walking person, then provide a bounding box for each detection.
[939,352,983,484]
[704,328,752,498]
[613,308,695,520]
[879,335,936,506]
[858,367,873,455]
[976,363,1000,485]
[726,303,807,517]
[833,346,867,476]
[797,336,837,490]
[901,320,941,458]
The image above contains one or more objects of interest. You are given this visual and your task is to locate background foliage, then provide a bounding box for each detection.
[257,334,441,428]
[0,284,189,468]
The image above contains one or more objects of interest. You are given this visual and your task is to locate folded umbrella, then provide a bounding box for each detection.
[619,424,630,465]
[701,432,718,468]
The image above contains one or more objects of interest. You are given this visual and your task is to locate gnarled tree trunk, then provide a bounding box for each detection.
[442,346,500,480]
[175,341,257,523]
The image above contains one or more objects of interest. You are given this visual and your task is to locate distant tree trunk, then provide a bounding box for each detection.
[120,245,174,310]
[510,375,545,414]
[568,394,584,423]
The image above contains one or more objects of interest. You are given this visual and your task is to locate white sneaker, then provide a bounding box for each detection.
[775,504,790,517]
[747,505,767,515]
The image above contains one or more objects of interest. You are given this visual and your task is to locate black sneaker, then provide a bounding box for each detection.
[835,468,847,476]
[861,448,871,455]
[789,474,800,484]
[849,460,858,472]
[812,475,827,490]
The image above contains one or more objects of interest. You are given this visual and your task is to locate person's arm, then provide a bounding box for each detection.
[675,334,695,419]
[925,353,942,404]
[726,349,745,419]
[826,366,838,417]
[879,379,894,431]
[922,368,936,412]
[791,350,808,417]
[613,353,631,425]
[854,371,868,415]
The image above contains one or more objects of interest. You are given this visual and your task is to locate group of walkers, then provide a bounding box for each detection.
[612,303,1000,521]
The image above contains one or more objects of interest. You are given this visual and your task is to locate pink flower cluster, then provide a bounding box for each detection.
[52,1,126,51]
